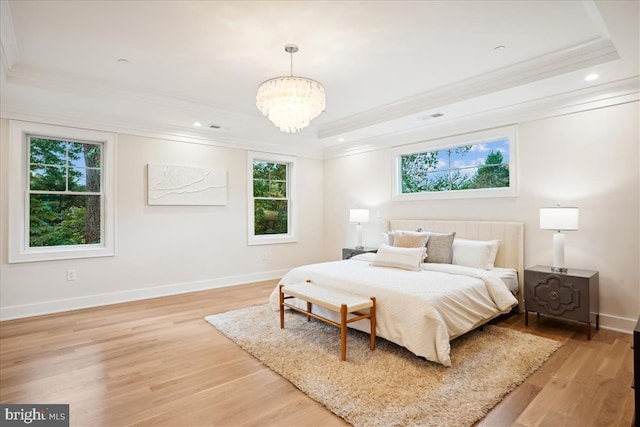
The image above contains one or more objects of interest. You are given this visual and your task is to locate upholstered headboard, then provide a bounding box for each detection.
[389,219,524,309]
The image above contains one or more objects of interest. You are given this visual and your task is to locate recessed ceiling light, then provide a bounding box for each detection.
[494,45,506,51]
[584,73,599,81]
[430,113,444,118]
[193,122,202,127]
[117,58,129,64]
[209,124,221,129]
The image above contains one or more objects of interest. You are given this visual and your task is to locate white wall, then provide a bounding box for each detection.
[1,102,638,332]
[0,123,325,319]
[323,101,640,332]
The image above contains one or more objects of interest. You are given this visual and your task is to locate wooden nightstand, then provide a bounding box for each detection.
[524,265,599,339]
[342,247,377,260]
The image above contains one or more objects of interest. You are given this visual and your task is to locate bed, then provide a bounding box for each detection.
[269,220,524,366]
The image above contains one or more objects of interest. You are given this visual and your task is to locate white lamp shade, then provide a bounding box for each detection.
[349,209,370,223]
[539,207,579,231]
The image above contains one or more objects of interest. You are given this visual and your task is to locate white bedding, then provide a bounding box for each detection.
[269,253,518,366]
[492,267,519,294]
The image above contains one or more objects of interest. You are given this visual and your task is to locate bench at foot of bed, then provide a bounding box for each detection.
[279,281,376,361]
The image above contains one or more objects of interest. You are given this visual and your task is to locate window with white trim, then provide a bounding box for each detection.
[392,126,518,200]
[8,121,116,262]
[247,151,297,245]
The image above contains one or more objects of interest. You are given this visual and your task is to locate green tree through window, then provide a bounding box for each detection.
[253,161,288,235]
[400,139,510,194]
[28,136,102,247]
[470,150,510,189]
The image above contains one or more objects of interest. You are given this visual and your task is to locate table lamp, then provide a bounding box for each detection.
[539,206,579,273]
[349,209,370,249]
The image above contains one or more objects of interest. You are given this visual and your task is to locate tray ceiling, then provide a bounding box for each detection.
[1,0,638,158]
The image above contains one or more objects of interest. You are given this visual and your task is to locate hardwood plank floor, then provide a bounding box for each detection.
[0,280,634,426]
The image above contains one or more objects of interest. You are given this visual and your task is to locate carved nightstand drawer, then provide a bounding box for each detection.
[528,273,584,321]
[524,265,599,339]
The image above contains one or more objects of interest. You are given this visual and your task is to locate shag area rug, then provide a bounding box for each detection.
[205,304,561,427]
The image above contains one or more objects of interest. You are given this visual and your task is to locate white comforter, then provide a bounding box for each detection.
[268,254,518,366]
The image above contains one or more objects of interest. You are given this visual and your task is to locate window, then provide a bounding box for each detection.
[247,151,296,245]
[392,126,517,200]
[9,121,116,262]
[29,137,102,247]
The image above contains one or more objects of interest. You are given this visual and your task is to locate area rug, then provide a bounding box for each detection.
[205,304,561,427]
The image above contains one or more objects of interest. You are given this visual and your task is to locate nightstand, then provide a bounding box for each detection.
[342,247,377,260]
[524,265,599,339]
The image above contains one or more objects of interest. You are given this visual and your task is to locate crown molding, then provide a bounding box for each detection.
[0,102,325,159]
[582,0,611,40]
[2,60,326,157]
[318,37,620,139]
[322,76,639,159]
[3,61,321,141]
[0,0,19,82]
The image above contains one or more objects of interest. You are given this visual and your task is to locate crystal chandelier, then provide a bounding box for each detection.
[256,44,326,133]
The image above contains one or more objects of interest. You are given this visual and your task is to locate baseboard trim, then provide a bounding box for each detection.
[599,313,636,335]
[3,280,636,335]
[0,269,289,321]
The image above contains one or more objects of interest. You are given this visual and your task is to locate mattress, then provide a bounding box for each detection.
[269,254,518,366]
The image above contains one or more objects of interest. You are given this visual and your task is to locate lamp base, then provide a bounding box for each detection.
[551,232,567,274]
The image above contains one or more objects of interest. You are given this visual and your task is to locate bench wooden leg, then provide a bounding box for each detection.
[340,304,347,361]
[370,297,376,351]
[306,301,312,321]
[279,285,285,329]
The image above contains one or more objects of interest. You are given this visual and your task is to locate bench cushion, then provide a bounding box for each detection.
[282,282,373,312]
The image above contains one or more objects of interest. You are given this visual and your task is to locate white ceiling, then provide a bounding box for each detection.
[1,0,638,158]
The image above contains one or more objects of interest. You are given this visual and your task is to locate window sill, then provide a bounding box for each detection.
[393,186,518,201]
[247,235,298,246]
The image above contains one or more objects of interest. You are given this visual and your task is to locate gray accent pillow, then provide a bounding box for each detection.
[425,232,456,264]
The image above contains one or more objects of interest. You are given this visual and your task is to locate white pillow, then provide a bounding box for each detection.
[381,231,395,246]
[451,238,500,270]
[371,244,425,271]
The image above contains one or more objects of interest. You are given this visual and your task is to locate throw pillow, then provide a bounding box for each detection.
[371,244,425,271]
[425,232,456,264]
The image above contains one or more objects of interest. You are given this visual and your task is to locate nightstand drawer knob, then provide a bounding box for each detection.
[549,291,559,300]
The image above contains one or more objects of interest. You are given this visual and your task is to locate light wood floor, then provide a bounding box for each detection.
[0,280,634,427]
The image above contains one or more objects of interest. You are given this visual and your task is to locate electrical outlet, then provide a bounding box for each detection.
[67,270,77,281]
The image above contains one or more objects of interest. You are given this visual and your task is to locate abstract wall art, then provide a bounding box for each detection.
[147,164,227,206]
